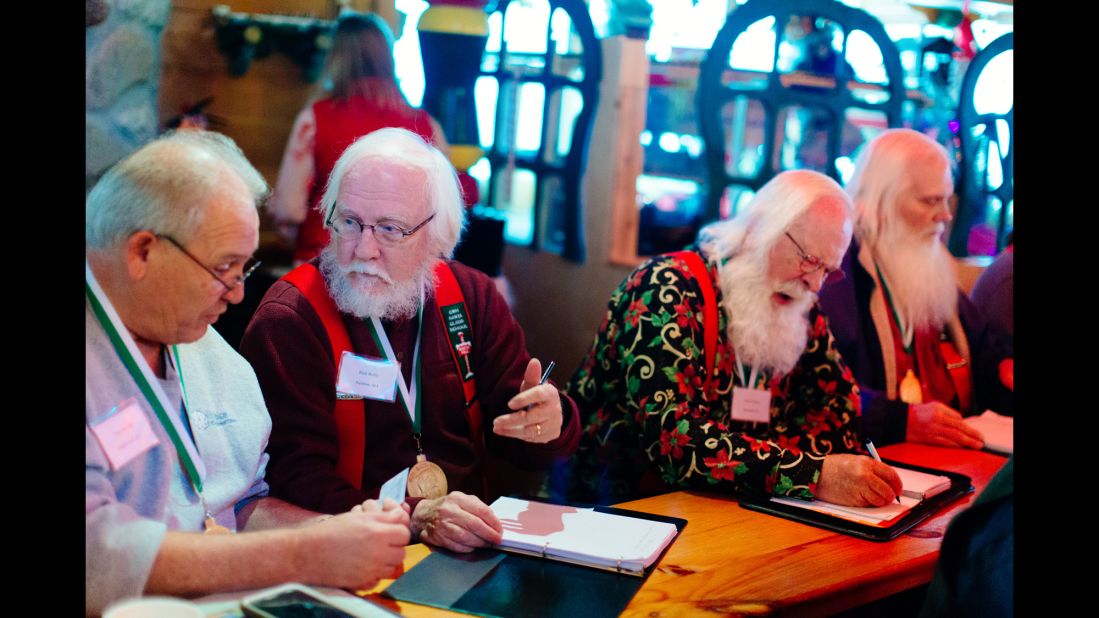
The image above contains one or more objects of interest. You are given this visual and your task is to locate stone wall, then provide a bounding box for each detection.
[86,0,172,191]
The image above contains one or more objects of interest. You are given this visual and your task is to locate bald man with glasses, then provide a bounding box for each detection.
[240,128,580,554]
[85,130,411,616]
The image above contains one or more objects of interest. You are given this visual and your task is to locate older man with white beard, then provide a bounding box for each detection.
[554,169,903,508]
[818,129,1013,450]
[241,128,580,554]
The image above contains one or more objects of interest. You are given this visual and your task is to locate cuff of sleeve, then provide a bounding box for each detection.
[771,451,825,500]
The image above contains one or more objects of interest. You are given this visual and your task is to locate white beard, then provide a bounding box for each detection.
[319,245,429,321]
[874,220,957,331]
[718,253,814,377]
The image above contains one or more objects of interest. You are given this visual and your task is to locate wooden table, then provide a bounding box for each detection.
[362,444,1008,617]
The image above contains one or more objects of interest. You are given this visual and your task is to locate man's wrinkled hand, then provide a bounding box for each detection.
[493,358,563,443]
[411,491,503,553]
[907,401,984,449]
[300,506,410,590]
[815,454,903,507]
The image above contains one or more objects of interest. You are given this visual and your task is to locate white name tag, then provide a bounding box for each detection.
[731,387,772,423]
[379,466,409,503]
[336,351,399,402]
[89,398,161,471]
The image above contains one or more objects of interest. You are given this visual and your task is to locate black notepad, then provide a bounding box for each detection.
[382,502,687,618]
[737,459,973,541]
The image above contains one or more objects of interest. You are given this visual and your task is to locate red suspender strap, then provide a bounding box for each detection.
[432,261,489,497]
[282,264,366,490]
[671,251,718,382]
[940,341,973,414]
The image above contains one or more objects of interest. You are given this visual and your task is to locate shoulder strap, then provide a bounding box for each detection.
[432,261,489,498]
[670,251,718,381]
[282,264,366,490]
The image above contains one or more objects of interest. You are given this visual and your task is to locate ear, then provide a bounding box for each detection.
[125,231,158,281]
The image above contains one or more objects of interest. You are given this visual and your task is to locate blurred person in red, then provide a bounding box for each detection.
[268,11,447,264]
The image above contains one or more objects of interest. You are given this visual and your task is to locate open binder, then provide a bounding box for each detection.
[737,459,973,541]
[382,499,687,618]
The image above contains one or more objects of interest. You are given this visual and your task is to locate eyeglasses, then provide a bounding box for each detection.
[325,210,436,246]
[157,234,261,293]
[784,232,845,285]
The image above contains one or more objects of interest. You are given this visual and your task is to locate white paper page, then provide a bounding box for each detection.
[964,410,1014,454]
[771,495,920,525]
[490,497,677,570]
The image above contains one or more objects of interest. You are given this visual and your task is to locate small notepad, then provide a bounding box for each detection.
[896,467,952,500]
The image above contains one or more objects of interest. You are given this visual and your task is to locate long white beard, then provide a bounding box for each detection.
[319,245,428,321]
[874,222,957,331]
[718,253,814,377]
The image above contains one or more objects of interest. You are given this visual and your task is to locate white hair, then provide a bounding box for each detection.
[86,130,268,251]
[318,127,465,258]
[698,169,852,266]
[849,129,958,329]
[846,128,949,248]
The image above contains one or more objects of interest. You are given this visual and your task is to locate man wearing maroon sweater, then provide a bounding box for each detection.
[241,128,580,553]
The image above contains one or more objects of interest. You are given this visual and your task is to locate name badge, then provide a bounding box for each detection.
[336,351,399,402]
[379,467,409,503]
[730,387,772,423]
[89,398,160,471]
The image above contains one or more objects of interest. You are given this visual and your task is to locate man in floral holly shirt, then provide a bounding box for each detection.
[553,170,903,507]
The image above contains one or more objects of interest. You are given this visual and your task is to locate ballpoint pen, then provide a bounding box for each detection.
[865,439,900,503]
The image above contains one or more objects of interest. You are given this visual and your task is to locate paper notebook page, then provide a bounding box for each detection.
[771,496,919,526]
[490,497,677,567]
[895,467,952,500]
[964,410,1014,454]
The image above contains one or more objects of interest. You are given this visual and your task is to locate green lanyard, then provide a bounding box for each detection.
[875,262,914,354]
[735,357,768,389]
[85,280,204,496]
[364,299,425,438]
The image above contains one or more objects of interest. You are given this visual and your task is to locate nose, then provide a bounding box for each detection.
[802,269,827,294]
[932,198,953,224]
[223,281,247,305]
[352,226,382,261]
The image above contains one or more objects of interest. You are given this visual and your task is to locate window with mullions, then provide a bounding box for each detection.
[467,0,601,262]
[952,33,1012,257]
[697,0,905,224]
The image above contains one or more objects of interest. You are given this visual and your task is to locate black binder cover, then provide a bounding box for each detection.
[737,459,973,542]
[382,503,687,618]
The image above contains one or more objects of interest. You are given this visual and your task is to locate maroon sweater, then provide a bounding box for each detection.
[240,260,580,513]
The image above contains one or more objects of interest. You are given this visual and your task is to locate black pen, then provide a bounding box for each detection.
[865,439,900,503]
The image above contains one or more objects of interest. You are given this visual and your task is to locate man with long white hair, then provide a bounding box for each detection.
[819,129,1013,449]
[241,128,580,554]
[555,169,903,508]
[86,130,410,615]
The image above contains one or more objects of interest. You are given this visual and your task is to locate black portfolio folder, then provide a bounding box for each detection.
[382,503,687,618]
[737,459,973,542]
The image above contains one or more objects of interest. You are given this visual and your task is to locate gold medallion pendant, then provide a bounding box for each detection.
[407,454,448,500]
[203,516,231,535]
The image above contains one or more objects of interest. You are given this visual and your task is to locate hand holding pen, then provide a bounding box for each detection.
[865,439,900,504]
[495,358,562,443]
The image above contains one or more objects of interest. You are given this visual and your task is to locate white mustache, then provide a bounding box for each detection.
[775,280,814,304]
[343,262,393,284]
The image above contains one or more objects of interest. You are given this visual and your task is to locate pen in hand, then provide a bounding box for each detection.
[527,361,556,412]
[864,439,900,503]
[539,360,556,385]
